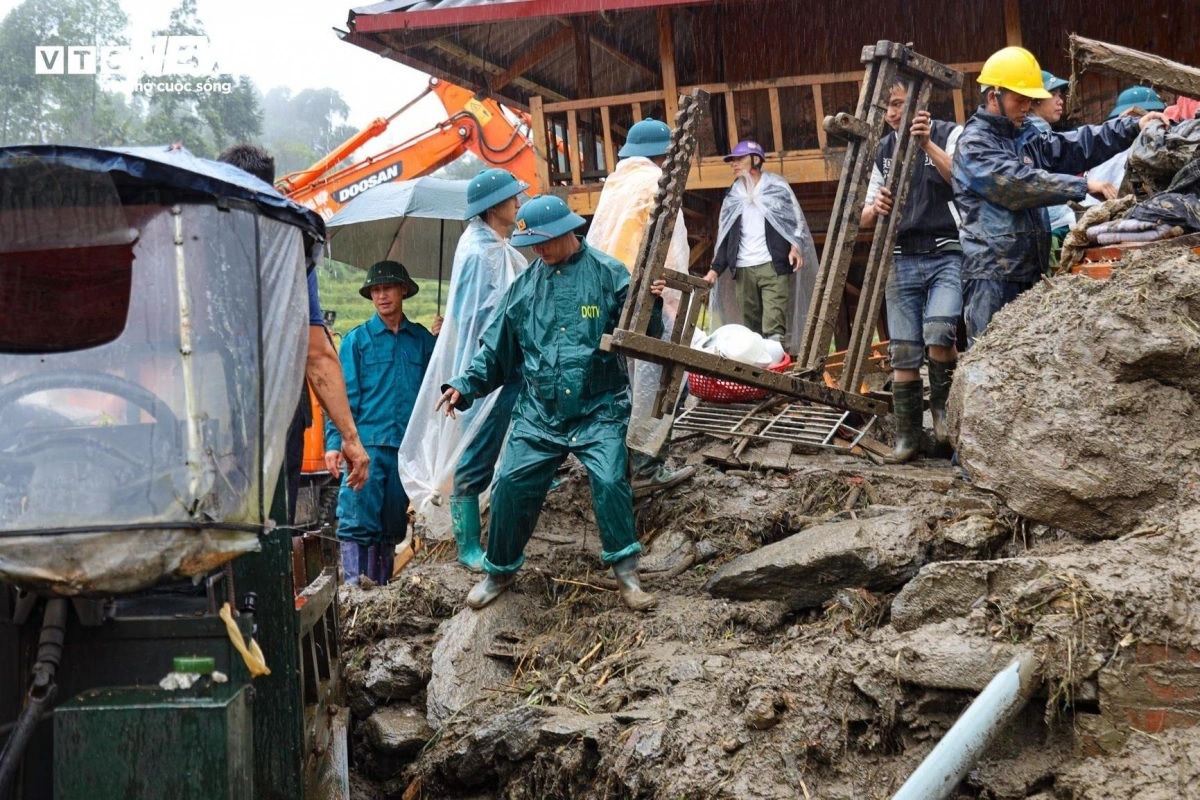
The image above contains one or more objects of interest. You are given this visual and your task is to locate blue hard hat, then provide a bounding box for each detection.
[619,119,672,158]
[723,140,766,162]
[464,168,529,219]
[1109,86,1165,119]
[510,195,586,247]
[1041,70,1068,92]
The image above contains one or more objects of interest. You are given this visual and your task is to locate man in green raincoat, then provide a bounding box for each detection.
[437,194,661,611]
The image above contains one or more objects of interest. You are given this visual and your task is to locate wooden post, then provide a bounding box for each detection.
[658,8,679,122]
[567,109,582,185]
[952,88,965,123]
[600,105,616,173]
[1003,0,1022,47]
[632,102,643,122]
[573,17,594,174]
[768,87,784,152]
[1070,34,1200,99]
[530,96,551,193]
[812,84,828,149]
[724,91,739,149]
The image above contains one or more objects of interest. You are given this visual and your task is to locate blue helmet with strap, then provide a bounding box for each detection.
[510,195,586,247]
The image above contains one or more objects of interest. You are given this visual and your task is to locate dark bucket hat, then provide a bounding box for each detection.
[360,260,419,299]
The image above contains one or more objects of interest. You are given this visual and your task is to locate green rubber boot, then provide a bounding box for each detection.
[927,358,957,446]
[450,495,484,572]
[884,379,924,464]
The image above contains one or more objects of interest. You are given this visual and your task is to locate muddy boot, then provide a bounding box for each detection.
[466,572,516,609]
[884,379,923,464]
[927,357,957,446]
[611,555,657,611]
[631,464,698,500]
[450,494,484,572]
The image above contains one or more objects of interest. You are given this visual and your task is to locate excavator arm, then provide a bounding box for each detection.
[281,77,540,221]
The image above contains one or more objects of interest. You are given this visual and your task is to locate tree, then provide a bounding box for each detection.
[0,0,131,145]
[262,85,359,177]
[135,0,262,157]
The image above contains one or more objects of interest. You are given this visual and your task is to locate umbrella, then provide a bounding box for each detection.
[325,176,471,310]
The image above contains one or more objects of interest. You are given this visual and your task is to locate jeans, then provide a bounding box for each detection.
[962,278,1036,348]
[884,250,963,370]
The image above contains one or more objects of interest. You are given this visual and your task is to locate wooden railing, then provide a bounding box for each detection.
[530,62,984,195]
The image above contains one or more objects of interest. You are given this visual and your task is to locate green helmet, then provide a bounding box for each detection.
[360,260,419,299]
[619,119,672,158]
[1109,86,1165,119]
[510,195,585,247]
[464,168,528,219]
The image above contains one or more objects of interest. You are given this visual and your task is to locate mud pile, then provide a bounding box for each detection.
[949,247,1200,539]
[341,246,1200,800]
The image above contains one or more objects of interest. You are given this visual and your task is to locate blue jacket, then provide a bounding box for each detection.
[325,313,435,451]
[952,108,1139,282]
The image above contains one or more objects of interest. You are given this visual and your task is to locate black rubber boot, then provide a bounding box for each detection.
[466,572,517,609]
[927,358,957,446]
[611,555,657,611]
[884,379,924,464]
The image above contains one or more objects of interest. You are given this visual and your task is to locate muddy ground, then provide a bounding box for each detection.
[340,246,1200,799]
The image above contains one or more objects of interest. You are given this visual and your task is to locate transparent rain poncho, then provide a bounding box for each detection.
[711,171,819,354]
[585,156,689,456]
[398,218,527,534]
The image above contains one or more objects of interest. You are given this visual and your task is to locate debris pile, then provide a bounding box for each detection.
[341,249,1200,799]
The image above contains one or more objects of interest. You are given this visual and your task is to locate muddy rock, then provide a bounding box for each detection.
[364,638,430,701]
[364,705,434,759]
[704,506,932,610]
[1055,725,1200,799]
[889,621,1030,691]
[891,558,1047,632]
[426,592,532,729]
[950,252,1200,539]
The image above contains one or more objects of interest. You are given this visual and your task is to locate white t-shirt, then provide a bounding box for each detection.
[735,200,772,267]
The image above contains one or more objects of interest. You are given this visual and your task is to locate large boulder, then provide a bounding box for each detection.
[426,592,531,729]
[704,506,932,609]
[364,638,430,701]
[950,251,1200,539]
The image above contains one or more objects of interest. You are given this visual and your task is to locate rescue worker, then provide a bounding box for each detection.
[952,46,1168,345]
[585,118,696,495]
[327,261,437,584]
[398,169,529,571]
[704,140,818,350]
[437,195,662,612]
[1028,71,1078,267]
[860,81,962,462]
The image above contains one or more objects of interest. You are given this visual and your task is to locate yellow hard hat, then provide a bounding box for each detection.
[977,46,1052,99]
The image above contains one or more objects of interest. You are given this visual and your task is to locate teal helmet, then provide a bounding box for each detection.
[360,260,419,299]
[1109,86,1165,119]
[510,195,586,247]
[1041,70,1068,92]
[619,119,672,158]
[464,168,529,219]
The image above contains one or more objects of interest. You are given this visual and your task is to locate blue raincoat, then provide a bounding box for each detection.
[952,109,1139,283]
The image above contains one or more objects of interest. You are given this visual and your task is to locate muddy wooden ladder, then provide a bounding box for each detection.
[798,41,963,393]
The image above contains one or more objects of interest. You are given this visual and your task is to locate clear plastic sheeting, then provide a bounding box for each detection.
[398,218,526,534]
[0,187,307,595]
[711,172,819,354]
[585,156,689,456]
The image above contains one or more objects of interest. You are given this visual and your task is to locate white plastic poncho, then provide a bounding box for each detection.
[711,171,819,353]
[585,156,689,456]
[398,218,527,534]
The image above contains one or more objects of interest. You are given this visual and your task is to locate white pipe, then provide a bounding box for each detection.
[891,653,1040,800]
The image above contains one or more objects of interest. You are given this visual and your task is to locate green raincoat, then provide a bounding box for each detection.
[446,239,660,573]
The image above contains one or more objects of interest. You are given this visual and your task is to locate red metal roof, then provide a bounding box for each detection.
[349,0,712,33]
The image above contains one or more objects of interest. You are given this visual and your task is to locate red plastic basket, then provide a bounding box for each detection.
[687,352,793,403]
